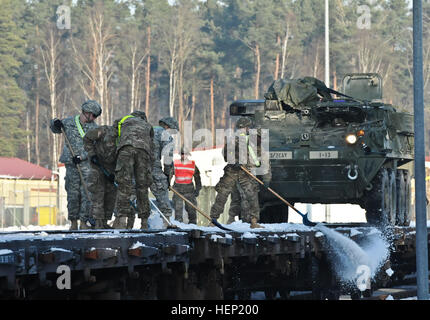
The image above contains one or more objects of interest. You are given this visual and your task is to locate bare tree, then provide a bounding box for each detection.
[40,24,63,171]
[72,3,116,125]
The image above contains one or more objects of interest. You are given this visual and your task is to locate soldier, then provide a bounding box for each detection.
[83,124,118,229]
[50,100,101,230]
[151,117,178,227]
[113,111,154,229]
[172,149,202,224]
[210,117,270,228]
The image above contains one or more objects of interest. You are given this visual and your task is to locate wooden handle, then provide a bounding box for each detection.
[170,186,211,222]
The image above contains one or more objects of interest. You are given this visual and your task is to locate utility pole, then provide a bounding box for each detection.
[325,0,330,87]
[413,0,429,300]
[324,0,330,220]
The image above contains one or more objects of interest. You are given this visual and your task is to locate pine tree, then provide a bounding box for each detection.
[0,0,27,157]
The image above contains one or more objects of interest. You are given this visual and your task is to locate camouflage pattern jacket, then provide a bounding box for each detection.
[152,126,174,174]
[116,116,155,161]
[83,125,118,169]
[58,115,98,165]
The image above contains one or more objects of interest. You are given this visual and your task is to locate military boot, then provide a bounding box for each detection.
[140,218,148,230]
[103,219,112,229]
[112,216,127,229]
[79,220,92,230]
[250,217,264,229]
[126,216,135,229]
[69,219,78,231]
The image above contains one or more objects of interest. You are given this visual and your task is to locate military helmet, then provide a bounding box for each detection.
[159,117,179,130]
[131,110,147,121]
[236,117,252,129]
[81,100,102,117]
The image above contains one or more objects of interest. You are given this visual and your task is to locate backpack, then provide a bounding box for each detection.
[264,77,332,108]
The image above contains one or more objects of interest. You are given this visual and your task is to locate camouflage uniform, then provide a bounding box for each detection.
[210,117,270,225]
[114,111,154,228]
[150,117,178,220]
[172,157,202,224]
[83,125,118,228]
[50,100,101,226]
[226,184,241,224]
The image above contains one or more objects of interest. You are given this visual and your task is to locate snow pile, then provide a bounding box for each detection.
[0,249,13,255]
[0,224,68,232]
[315,223,390,288]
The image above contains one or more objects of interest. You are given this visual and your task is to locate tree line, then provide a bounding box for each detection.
[0,0,428,170]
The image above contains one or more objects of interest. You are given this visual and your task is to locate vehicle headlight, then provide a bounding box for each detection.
[346,134,358,144]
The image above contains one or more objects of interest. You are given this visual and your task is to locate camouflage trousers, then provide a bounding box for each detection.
[150,167,172,218]
[65,163,92,221]
[227,184,241,224]
[87,163,117,221]
[115,146,152,219]
[172,183,197,224]
[210,165,260,223]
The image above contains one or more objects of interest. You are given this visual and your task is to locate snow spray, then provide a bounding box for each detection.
[315,223,390,290]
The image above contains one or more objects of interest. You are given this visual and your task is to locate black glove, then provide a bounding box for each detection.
[72,155,82,165]
[50,118,63,134]
[194,189,201,198]
[90,155,100,166]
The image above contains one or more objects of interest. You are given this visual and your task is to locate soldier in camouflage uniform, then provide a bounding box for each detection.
[113,111,154,229]
[50,100,102,230]
[83,125,118,229]
[150,117,178,226]
[210,117,271,228]
[172,150,202,224]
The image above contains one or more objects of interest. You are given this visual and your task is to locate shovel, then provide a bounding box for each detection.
[240,165,317,227]
[169,186,233,232]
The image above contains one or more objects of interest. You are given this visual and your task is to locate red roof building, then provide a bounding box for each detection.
[0,157,53,180]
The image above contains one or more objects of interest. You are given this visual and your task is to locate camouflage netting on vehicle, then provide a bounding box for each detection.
[264,77,332,108]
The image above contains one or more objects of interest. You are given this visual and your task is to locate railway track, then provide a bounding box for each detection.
[0,224,428,299]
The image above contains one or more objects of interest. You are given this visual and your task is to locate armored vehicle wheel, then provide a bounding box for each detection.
[403,171,412,226]
[259,204,289,223]
[364,168,396,226]
[396,170,406,225]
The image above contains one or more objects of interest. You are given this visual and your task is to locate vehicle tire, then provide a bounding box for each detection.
[396,170,406,225]
[364,168,396,226]
[403,171,412,226]
[387,169,397,225]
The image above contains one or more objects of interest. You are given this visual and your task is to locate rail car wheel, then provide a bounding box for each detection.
[259,204,289,223]
[364,168,396,226]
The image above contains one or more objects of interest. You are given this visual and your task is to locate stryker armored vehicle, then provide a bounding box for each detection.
[230,73,414,226]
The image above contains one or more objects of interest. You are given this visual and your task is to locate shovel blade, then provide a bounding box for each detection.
[302,213,317,227]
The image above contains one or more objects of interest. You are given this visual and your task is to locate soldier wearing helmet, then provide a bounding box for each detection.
[110,110,155,229]
[50,100,102,230]
[210,117,270,228]
[150,116,179,226]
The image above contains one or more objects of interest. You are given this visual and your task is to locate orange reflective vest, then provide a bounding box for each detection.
[174,160,196,184]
